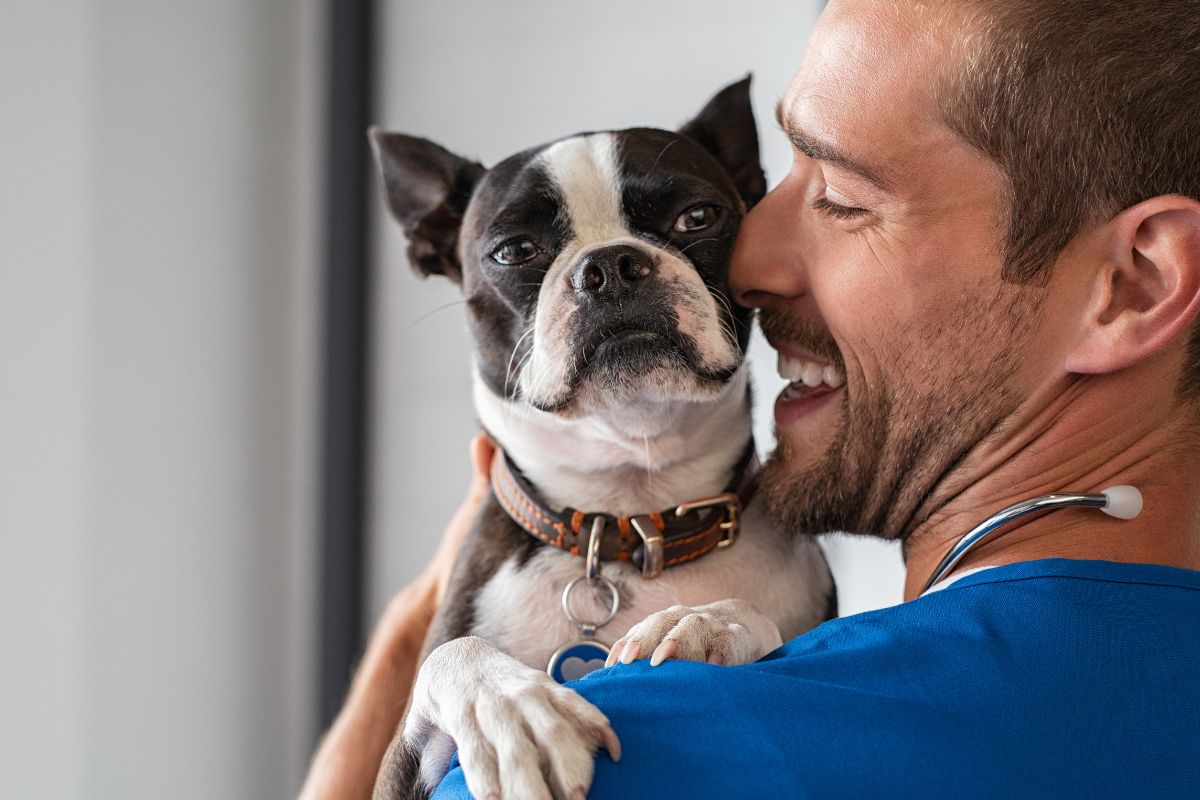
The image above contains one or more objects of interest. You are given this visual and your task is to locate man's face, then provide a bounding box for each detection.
[732,0,1052,539]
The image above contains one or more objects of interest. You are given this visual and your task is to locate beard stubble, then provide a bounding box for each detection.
[756,283,1039,541]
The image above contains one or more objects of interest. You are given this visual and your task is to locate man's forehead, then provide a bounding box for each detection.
[779,0,963,187]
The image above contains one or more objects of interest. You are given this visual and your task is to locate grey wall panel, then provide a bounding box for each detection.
[2,1,323,796]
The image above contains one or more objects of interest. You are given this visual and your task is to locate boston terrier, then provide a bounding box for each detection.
[369,77,835,800]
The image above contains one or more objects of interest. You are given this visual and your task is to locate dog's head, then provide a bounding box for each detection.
[372,77,764,418]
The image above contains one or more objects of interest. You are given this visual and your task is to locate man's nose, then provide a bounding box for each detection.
[571,244,655,301]
[729,176,812,308]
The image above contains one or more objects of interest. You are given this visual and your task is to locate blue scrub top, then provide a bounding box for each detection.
[432,559,1200,798]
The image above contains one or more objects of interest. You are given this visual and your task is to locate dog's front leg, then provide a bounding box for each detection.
[606,599,784,668]
[374,636,621,800]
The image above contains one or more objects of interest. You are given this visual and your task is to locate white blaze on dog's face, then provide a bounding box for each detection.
[515,132,745,414]
[371,77,766,423]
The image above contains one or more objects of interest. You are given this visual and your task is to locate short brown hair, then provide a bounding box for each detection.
[937,0,1200,397]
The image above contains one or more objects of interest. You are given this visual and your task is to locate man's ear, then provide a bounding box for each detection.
[1065,196,1200,375]
[679,75,767,210]
[368,128,485,282]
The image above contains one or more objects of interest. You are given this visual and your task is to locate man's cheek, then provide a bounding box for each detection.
[815,236,909,316]
[827,304,907,384]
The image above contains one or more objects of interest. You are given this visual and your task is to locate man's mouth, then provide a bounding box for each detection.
[777,353,845,392]
[773,349,846,426]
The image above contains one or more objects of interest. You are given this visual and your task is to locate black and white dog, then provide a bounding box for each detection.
[370,78,835,800]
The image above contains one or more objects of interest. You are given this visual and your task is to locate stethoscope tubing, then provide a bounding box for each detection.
[921,493,1110,594]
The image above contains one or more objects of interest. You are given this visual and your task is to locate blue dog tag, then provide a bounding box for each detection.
[547,639,610,684]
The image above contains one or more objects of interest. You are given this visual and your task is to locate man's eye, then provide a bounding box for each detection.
[490,238,540,265]
[673,204,721,233]
[812,196,871,220]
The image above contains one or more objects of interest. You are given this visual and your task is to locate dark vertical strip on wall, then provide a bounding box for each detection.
[319,0,373,735]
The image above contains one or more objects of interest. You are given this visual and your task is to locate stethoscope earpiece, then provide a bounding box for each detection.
[1099,485,1143,520]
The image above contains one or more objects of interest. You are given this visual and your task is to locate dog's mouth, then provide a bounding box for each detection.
[578,320,691,377]
[591,327,677,362]
[565,317,737,395]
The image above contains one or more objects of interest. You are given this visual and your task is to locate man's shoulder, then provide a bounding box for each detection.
[576,559,1200,797]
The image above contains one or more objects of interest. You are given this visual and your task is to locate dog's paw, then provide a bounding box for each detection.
[402,636,620,800]
[606,599,783,668]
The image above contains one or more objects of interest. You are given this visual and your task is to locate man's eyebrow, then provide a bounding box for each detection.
[774,100,893,192]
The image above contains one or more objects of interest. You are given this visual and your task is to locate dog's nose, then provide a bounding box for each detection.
[571,244,655,299]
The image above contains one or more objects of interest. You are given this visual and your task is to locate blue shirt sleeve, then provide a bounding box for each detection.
[431,560,1200,799]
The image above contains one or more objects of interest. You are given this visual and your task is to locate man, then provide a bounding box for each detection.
[302,0,1200,796]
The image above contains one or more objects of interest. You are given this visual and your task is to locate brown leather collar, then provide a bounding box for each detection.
[490,441,759,578]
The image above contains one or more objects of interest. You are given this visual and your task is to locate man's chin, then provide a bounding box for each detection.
[758,424,874,538]
[766,401,843,485]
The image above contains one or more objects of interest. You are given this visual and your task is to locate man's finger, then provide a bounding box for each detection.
[470,434,496,484]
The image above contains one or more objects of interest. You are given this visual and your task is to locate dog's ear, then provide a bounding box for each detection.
[679,75,767,209]
[369,128,485,282]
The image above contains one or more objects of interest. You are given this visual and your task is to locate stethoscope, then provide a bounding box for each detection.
[921,485,1144,594]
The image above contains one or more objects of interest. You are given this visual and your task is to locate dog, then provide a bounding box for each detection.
[368,77,835,800]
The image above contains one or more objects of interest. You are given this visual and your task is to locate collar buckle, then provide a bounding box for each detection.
[674,492,742,549]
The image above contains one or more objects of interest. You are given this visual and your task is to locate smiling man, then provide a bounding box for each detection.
[745,0,1200,601]
[304,0,1200,798]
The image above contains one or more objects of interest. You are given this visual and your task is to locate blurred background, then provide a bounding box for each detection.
[3,1,901,797]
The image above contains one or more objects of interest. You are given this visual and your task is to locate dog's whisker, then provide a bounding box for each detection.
[504,328,535,399]
[678,237,720,255]
[711,287,734,314]
[400,299,469,333]
[706,289,746,353]
[507,353,536,422]
[721,321,742,358]
[512,349,535,383]
[645,139,678,179]
[503,343,537,425]
[642,435,654,496]
[522,354,557,424]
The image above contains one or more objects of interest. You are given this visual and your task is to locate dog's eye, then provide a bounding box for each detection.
[673,204,720,233]
[490,237,540,266]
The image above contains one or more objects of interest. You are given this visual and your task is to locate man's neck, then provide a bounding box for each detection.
[903,374,1200,600]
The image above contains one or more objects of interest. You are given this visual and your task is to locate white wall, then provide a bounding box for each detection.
[2,2,321,797]
[2,4,91,796]
[369,0,904,626]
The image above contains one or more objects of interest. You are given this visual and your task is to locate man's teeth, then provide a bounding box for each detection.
[776,354,845,389]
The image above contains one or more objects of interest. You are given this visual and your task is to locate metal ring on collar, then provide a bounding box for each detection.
[561,574,620,630]
[585,517,605,583]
